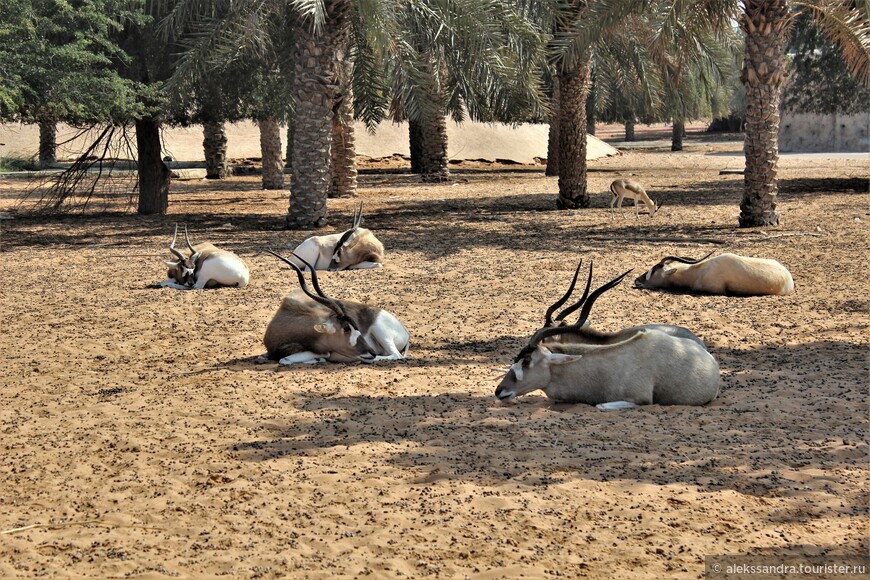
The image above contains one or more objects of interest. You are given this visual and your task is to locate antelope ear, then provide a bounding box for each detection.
[546,352,582,365]
[166,261,179,267]
[313,323,334,334]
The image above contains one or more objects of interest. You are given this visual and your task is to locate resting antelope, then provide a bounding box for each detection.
[159,225,250,289]
[495,267,720,408]
[610,178,660,219]
[263,251,409,365]
[289,202,385,271]
[635,252,795,296]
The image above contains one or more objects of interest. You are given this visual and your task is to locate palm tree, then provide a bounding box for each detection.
[738,0,790,225]
[385,1,548,184]
[330,59,358,197]
[258,117,284,189]
[202,120,229,178]
[739,0,868,226]
[286,1,352,228]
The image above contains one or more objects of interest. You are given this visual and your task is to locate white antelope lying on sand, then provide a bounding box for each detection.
[635,252,795,296]
[263,251,409,365]
[159,225,250,289]
[289,202,385,271]
[495,266,720,408]
[609,178,660,219]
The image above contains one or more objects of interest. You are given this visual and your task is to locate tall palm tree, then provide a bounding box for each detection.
[385,1,548,184]
[739,0,868,226]
[738,0,790,225]
[286,1,352,228]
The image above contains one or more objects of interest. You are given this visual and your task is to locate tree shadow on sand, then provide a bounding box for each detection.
[230,339,867,524]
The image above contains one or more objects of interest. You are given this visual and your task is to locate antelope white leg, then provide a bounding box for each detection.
[372,353,405,362]
[158,279,190,290]
[596,401,638,410]
[278,351,328,365]
[346,261,383,270]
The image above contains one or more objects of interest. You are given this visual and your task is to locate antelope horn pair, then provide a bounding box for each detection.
[661,251,715,266]
[330,201,364,266]
[543,259,593,327]
[515,265,633,361]
[266,249,356,325]
[168,223,198,262]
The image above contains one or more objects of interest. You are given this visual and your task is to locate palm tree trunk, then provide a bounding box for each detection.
[556,52,593,209]
[38,120,57,166]
[203,121,229,179]
[259,118,284,190]
[739,0,788,227]
[284,121,294,170]
[136,117,170,215]
[546,75,560,177]
[625,119,636,142]
[330,81,357,198]
[671,119,685,151]
[409,120,423,173]
[286,0,350,229]
[419,112,449,182]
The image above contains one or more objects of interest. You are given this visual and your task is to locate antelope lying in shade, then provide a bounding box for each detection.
[635,252,795,296]
[159,225,250,289]
[610,178,660,219]
[262,251,409,365]
[289,202,385,271]
[495,266,720,408]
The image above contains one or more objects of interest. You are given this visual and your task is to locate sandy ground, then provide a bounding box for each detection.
[0,132,868,578]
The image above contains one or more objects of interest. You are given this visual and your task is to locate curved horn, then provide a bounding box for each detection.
[573,269,633,327]
[520,268,633,356]
[183,225,196,254]
[353,201,363,229]
[330,203,364,268]
[543,259,583,326]
[661,251,714,265]
[183,224,202,265]
[554,260,594,323]
[267,250,348,318]
[292,253,353,320]
[168,224,185,261]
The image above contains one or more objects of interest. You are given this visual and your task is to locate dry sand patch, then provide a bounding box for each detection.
[0,135,867,577]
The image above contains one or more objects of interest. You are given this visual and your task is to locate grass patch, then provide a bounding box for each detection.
[0,152,39,172]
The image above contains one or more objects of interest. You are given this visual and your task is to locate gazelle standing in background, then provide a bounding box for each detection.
[609,178,661,219]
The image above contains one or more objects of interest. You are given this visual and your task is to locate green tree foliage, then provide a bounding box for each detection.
[783,12,870,114]
[0,0,146,124]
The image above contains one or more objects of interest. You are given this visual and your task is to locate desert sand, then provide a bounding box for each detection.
[0,130,867,578]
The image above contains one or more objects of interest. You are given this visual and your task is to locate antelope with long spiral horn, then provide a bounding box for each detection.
[262,251,409,365]
[289,202,385,271]
[159,224,249,289]
[635,252,794,296]
[495,265,720,408]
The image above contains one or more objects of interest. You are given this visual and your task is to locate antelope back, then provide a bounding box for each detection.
[263,291,377,361]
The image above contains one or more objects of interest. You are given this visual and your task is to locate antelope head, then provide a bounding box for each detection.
[328,202,385,271]
[634,251,714,289]
[496,267,633,401]
[166,224,202,287]
[267,250,380,362]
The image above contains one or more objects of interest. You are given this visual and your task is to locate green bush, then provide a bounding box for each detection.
[0,153,39,172]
